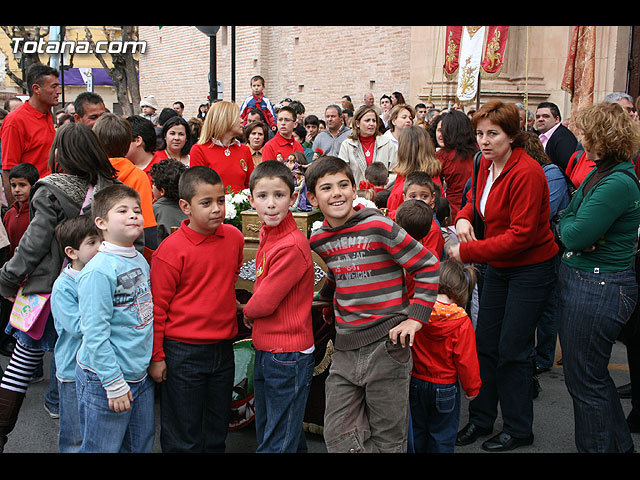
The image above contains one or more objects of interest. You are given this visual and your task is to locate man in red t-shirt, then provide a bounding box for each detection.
[261,106,304,162]
[0,64,60,205]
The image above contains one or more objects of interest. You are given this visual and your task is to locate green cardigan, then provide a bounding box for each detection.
[559,161,640,273]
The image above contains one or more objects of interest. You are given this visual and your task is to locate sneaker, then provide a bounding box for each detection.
[44,403,59,419]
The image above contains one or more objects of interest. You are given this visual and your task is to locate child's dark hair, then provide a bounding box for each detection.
[374,189,390,209]
[395,199,432,241]
[305,155,355,194]
[304,114,319,127]
[277,105,297,120]
[364,162,389,186]
[249,160,295,194]
[9,162,39,186]
[55,214,100,261]
[91,184,141,221]
[150,159,187,201]
[435,196,451,227]
[403,170,436,194]
[178,165,223,203]
[251,75,265,86]
[126,115,157,153]
[438,260,478,307]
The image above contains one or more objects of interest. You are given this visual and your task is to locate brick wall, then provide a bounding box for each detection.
[138,26,412,120]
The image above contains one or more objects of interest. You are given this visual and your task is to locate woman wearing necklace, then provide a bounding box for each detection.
[449,100,558,452]
[190,101,254,194]
[338,105,397,188]
[152,116,192,167]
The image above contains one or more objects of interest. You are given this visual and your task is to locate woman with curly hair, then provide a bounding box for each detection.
[557,101,640,453]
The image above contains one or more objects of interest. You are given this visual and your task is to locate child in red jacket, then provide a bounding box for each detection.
[242,160,315,453]
[408,259,481,453]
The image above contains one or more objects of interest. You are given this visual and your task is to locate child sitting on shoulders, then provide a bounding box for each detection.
[149,166,244,453]
[408,259,481,453]
[150,158,188,243]
[51,215,101,453]
[243,160,315,453]
[75,184,155,453]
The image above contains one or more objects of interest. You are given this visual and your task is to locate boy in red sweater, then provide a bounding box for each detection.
[0,163,39,356]
[242,160,315,453]
[149,166,245,453]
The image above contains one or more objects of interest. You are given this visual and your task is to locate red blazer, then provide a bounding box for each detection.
[455,147,558,268]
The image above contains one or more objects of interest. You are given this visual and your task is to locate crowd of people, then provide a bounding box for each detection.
[0,64,639,454]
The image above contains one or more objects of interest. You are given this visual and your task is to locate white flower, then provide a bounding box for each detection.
[312,220,324,231]
[225,201,237,220]
[354,196,377,210]
[232,192,249,205]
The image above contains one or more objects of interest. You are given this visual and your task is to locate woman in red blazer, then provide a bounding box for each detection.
[449,100,558,452]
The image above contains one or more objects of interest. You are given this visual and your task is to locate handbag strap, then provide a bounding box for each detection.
[80,184,94,215]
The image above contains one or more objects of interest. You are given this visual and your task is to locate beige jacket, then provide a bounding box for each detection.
[337,134,397,187]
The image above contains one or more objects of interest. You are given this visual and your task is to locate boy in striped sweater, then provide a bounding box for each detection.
[306,156,440,453]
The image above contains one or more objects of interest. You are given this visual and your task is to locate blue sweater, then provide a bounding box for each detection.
[76,243,153,398]
[51,265,82,382]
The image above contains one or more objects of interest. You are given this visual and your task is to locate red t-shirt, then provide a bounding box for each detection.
[189,140,254,193]
[261,132,304,162]
[0,101,56,177]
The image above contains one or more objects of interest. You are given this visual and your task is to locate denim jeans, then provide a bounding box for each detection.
[159,338,234,453]
[58,380,81,453]
[468,258,555,438]
[253,349,314,453]
[557,262,636,453]
[323,336,412,453]
[76,365,155,453]
[409,377,460,453]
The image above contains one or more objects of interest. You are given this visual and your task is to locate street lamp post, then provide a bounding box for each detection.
[195,26,220,104]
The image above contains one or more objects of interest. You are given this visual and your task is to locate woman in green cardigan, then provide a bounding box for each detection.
[557,101,640,453]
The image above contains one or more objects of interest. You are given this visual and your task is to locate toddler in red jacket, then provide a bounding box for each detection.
[243,160,315,453]
[408,259,481,453]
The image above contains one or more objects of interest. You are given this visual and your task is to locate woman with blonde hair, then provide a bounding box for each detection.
[557,101,640,453]
[386,125,441,213]
[338,104,397,187]
[189,101,254,193]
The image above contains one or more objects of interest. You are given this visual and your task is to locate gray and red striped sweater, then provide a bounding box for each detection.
[310,206,440,351]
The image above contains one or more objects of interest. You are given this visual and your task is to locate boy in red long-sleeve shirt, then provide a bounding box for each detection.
[149,166,244,453]
[242,160,315,453]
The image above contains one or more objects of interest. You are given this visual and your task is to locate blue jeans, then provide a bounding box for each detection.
[468,258,555,438]
[253,349,314,453]
[409,377,460,453]
[75,365,155,453]
[557,262,636,453]
[58,380,81,453]
[159,339,234,453]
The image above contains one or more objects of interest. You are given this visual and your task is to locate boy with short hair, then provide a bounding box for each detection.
[3,163,39,261]
[305,156,440,453]
[362,161,389,192]
[51,215,101,452]
[242,160,315,453]
[262,106,305,162]
[150,158,188,243]
[75,184,155,453]
[403,171,445,260]
[240,75,277,131]
[149,166,244,453]
[0,163,39,355]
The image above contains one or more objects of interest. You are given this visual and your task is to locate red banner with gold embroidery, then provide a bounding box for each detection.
[444,26,463,79]
[481,26,509,78]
